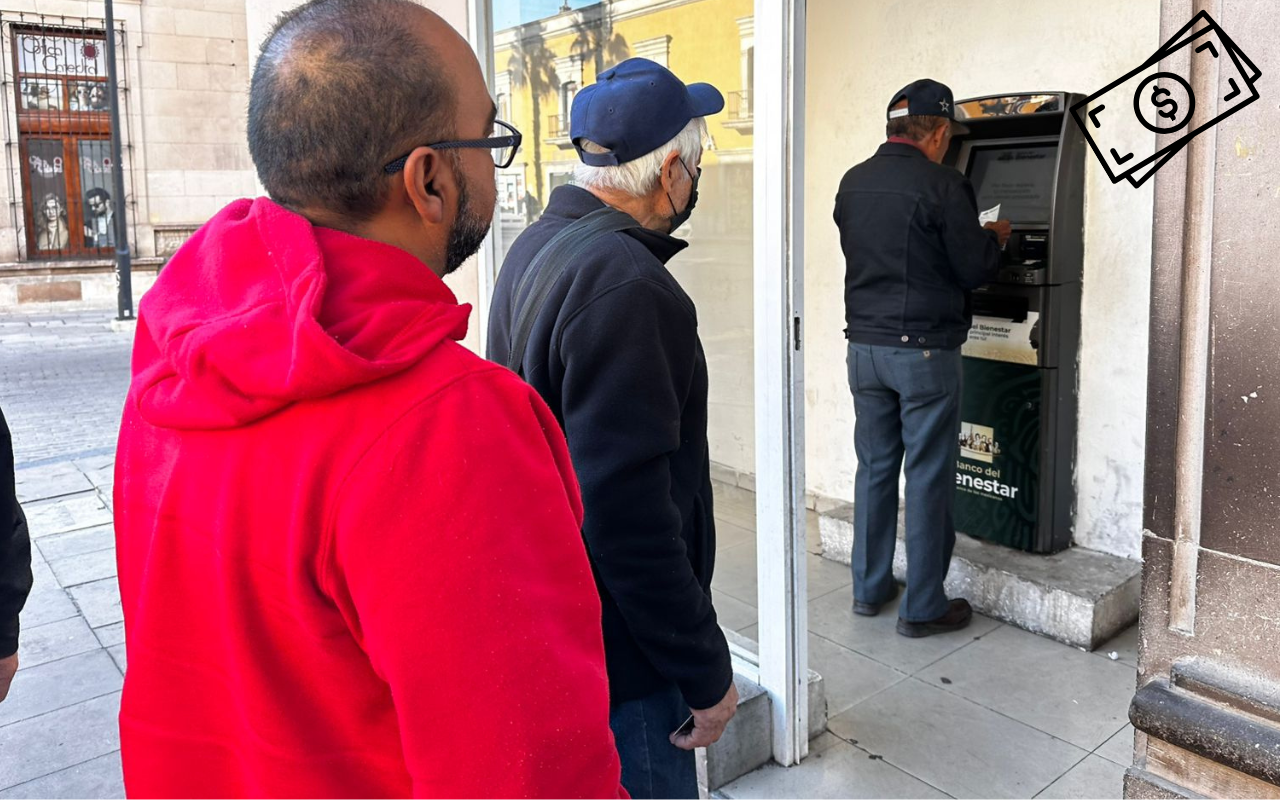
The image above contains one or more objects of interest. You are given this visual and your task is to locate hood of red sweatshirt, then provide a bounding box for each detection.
[131,198,471,430]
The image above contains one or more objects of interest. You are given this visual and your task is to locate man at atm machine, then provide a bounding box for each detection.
[832,79,1012,638]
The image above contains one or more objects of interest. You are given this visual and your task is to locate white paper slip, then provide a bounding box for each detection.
[979,204,1001,226]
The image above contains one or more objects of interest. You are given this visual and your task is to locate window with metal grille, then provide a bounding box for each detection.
[1,14,135,262]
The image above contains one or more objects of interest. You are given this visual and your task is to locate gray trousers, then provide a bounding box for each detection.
[847,342,962,622]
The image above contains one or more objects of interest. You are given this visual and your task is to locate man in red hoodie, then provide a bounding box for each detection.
[113,2,625,797]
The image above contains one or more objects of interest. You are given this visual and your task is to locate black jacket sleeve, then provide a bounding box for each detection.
[941,177,1003,290]
[559,277,733,710]
[0,406,32,659]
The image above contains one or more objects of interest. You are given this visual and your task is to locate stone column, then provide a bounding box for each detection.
[1127,0,1280,796]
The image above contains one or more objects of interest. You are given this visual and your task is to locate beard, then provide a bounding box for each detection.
[443,167,493,276]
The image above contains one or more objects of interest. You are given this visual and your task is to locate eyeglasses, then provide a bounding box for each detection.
[383,120,522,174]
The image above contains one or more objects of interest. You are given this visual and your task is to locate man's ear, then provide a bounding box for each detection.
[927,122,949,160]
[658,150,682,193]
[401,147,450,225]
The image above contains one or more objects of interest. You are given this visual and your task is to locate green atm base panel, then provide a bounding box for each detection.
[955,358,1041,551]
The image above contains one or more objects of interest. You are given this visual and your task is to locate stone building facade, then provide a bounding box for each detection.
[0,0,479,341]
[0,0,254,307]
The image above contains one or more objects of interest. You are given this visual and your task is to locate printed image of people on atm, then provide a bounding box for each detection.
[959,424,1001,463]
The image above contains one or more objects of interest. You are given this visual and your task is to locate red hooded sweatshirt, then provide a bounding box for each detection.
[114,199,625,799]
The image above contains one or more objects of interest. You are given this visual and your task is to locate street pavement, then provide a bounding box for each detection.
[1,310,133,468]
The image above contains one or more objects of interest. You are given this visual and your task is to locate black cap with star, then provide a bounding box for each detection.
[887,78,970,135]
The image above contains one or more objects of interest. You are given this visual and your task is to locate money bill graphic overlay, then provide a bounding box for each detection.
[1071,11,1261,188]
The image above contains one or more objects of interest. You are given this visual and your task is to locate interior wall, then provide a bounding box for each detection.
[244,0,482,353]
[804,0,1162,559]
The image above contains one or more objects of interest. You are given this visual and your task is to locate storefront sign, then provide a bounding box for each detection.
[18,34,105,77]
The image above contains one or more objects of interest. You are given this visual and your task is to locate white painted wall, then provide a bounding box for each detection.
[804,0,1161,559]
[243,0,481,353]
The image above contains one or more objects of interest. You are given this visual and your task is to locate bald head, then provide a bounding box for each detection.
[248,0,470,220]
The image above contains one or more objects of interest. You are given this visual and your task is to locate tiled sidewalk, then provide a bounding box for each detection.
[712,483,1138,799]
[1,458,124,798]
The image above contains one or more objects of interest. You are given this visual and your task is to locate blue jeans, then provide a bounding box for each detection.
[610,683,698,799]
[847,342,962,622]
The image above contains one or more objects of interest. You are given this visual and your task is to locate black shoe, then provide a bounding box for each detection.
[896,599,973,638]
[853,585,899,617]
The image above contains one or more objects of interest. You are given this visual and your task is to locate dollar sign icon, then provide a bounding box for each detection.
[1151,85,1180,120]
[1135,72,1196,134]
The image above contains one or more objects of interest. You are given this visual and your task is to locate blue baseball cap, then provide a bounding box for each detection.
[888,78,970,134]
[571,58,724,167]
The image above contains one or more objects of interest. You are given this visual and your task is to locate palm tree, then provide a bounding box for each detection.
[507,31,559,205]
[570,1,630,77]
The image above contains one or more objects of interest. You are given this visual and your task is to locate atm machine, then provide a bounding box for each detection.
[943,92,1086,554]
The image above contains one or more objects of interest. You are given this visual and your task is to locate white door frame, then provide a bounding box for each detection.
[752,0,808,767]
[466,0,809,768]
[467,0,498,356]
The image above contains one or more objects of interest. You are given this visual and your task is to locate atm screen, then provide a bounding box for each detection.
[965,143,1058,225]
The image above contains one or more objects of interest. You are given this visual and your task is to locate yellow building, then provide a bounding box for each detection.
[493,0,754,224]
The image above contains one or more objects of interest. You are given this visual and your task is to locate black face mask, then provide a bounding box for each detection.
[666,158,701,233]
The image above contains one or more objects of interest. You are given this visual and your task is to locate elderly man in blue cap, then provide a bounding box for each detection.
[834,79,1011,638]
[488,58,736,799]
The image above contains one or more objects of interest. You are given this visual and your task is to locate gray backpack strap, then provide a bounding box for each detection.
[505,207,639,376]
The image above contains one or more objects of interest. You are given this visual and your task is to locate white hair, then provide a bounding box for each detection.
[574,117,707,197]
